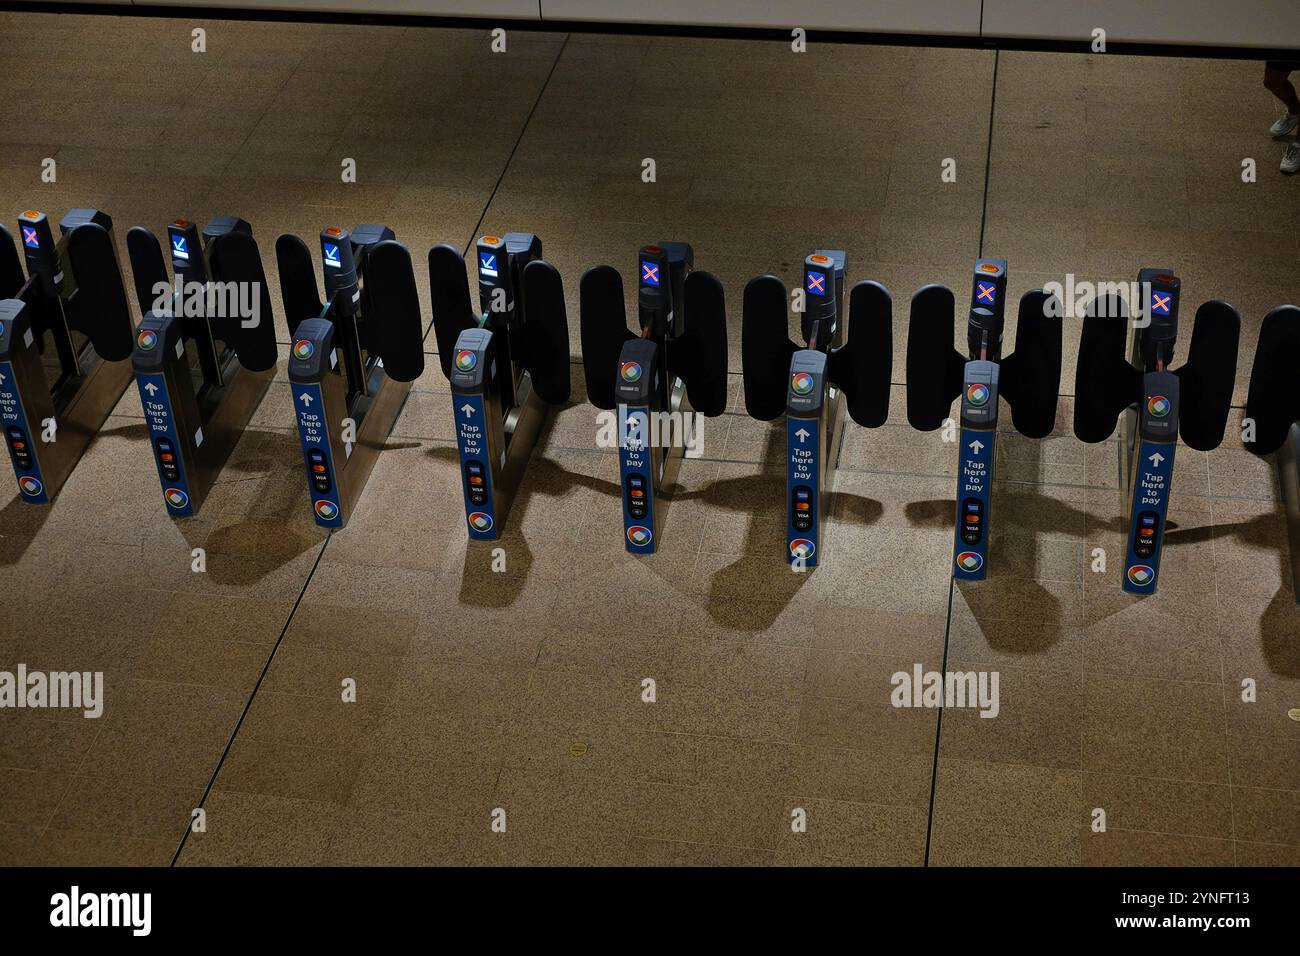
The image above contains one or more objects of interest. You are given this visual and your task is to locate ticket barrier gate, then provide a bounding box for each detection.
[579,243,726,554]
[1074,269,1239,594]
[1242,303,1300,601]
[906,259,1061,581]
[741,251,891,566]
[0,209,134,503]
[126,217,278,516]
[276,225,425,528]
[429,233,570,540]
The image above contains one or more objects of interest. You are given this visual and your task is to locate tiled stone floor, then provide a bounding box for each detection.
[0,13,1296,866]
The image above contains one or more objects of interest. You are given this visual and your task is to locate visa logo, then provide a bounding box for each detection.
[323,243,341,268]
[171,236,189,260]
[21,226,39,249]
[479,253,498,277]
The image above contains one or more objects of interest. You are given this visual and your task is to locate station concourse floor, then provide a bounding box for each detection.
[0,11,1297,867]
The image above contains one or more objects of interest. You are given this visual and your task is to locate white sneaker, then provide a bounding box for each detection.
[1283,141,1300,174]
[1271,111,1300,138]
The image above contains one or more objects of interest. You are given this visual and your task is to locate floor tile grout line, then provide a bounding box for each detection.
[977,50,999,264]
[459,30,572,803]
[176,32,572,852]
[924,46,999,869]
[922,577,956,866]
[419,31,572,351]
[168,536,331,867]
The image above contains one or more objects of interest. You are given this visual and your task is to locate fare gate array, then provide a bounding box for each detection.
[1073,270,1239,593]
[4,207,1296,597]
[741,251,890,566]
[0,209,134,503]
[580,243,726,554]
[430,232,570,541]
[126,216,279,515]
[907,259,1062,581]
[278,224,425,528]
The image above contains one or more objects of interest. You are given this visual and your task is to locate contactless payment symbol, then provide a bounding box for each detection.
[137,329,158,351]
[18,476,42,497]
[293,339,314,361]
[1146,395,1170,418]
[792,372,815,395]
[620,361,642,383]
[966,384,990,406]
[164,488,189,509]
[790,538,816,560]
[315,500,338,521]
[627,525,653,547]
[468,512,494,533]
[21,226,39,249]
[455,349,477,372]
[323,243,341,268]
[1127,564,1155,587]
[956,551,983,573]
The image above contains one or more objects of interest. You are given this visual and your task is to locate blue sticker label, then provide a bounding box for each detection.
[136,372,194,517]
[455,393,497,540]
[1123,438,1175,594]
[953,428,994,580]
[323,243,341,269]
[640,260,660,287]
[787,414,819,566]
[479,252,498,278]
[805,269,828,297]
[619,406,655,554]
[0,360,50,504]
[171,235,189,260]
[21,226,39,249]
[291,382,343,528]
[974,280,998,307]
[1150,289,1172,316]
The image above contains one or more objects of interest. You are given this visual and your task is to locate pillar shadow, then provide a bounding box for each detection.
[906,485,1067,652]
[1163,513,1300,679]
[197,429,329,584]
[701,425,882,631]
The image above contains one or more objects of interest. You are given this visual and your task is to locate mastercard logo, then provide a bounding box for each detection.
[620,361,642,383]
[315,500,338,520]
[966,384,990,407]
[790,538,815,560]
[292,339,314,361]
[627,525,653,547]
[164,487,189,509]
[1127,565,1155,587]
[468,511,493,533]
[137,329,158,351]
[1146,395,1170,418]
[18,476,42,497]
[455,349,477,372]
[956,551,983,573]
[791,372,815,395]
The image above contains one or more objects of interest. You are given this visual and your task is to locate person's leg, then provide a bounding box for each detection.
[1264,64,1300,115]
